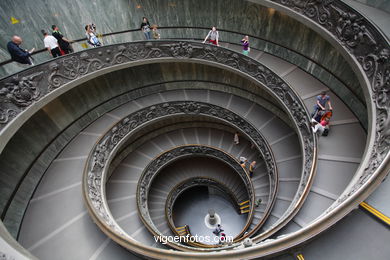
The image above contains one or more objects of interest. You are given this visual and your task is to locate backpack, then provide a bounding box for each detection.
[322,128,329,136]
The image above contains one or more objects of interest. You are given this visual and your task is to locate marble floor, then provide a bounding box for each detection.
[173,186,247,245]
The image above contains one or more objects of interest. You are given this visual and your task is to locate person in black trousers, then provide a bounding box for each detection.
[52,25,73,54]
[42,30,61,58]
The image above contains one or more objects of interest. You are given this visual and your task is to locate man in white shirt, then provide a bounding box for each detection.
[42,30,61,58]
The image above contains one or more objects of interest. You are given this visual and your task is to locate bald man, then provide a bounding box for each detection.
[7,36,35,65]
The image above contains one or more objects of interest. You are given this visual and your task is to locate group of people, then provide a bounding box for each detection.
[6,17,162,66]
[7,24,73,66]
[310,91,333,137]
[6,22,253,66]
[202,26,250,56]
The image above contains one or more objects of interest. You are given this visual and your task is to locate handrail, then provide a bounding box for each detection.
[360,202,390,226]
[138,144,254,250]
[0,40,315,258]
[0,0,388,258]
[0,25,357,106]
[79,42,315,255]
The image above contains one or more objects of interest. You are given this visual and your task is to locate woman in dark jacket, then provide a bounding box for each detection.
[141,17,151,40]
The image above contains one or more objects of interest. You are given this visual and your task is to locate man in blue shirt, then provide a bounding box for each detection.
[311,91,333,119]
[7,36,35,65]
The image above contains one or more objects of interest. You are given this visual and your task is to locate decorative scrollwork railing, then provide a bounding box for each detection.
[137,146,252,248]
[0,0,388,258]
[0,40,314,257]
[84,100,282,251]
[65,41,314,254]
[263,0,390,216]
[165,177,244,247]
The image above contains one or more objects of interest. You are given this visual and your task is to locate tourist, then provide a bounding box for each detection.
[320,117,330,136]
[311,118,326,136]
[255,198,262,207]
[213,224,224,235]
[42,30,61,58]
[234,132,240,145]
[52,25,73,54]
[141,17,152,40]
[219,233,227,244]
[311,110,332,137]
[85,24,101,47]
[249,161,256,177]
[152,25,161,39]
[241,35,250,55]
[312,91,332,118]
[240,156,247,168]
[7,36,35,65]
[202,26,219,46]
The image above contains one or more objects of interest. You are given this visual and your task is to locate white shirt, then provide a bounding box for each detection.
[44,35,58,50]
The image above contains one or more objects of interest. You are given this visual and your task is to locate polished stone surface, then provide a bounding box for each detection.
[173,187,247,245]
[302,209,390,260]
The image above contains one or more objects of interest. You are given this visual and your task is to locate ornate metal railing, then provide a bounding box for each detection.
[0,26,354,96]
[0,41,314,242]
[137,145,253,249]
[0,0,387,258]
[84,99,282,251]
[165,177,243,231]
[237,0,390,247]
[1,25,364,124]
[0,40,315,257]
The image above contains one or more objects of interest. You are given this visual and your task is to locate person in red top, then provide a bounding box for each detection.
[321,117,330,127]
[311,117,330,136]
[203,27,219,46]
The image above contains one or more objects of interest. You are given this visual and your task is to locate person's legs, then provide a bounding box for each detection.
[61,47,70,54]
[51,47,62,58]
[144,31,152,40]
[311,106,319,118]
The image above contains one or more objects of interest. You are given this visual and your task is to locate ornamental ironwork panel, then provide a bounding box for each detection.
[85,101,276,240]
[269,0,389,210]
[136,145,253,239]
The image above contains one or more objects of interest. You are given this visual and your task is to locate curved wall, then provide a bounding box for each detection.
[0,0,364,117]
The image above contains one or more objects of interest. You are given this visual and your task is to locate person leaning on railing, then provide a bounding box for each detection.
[6,35,35,66]
[140,17,152,40]
[203,26,219,46]
[85,24,101,47]
[52,25,74,54]
[42,30,62,58]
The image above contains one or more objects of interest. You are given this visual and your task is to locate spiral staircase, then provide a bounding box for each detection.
[0,1,389,260]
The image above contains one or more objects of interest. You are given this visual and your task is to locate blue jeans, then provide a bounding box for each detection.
[144,31,151,40]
